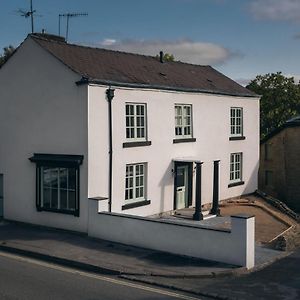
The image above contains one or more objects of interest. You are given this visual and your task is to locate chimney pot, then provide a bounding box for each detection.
[159,51,164,63]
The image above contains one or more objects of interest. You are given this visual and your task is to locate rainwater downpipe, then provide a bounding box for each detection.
[106,87,115,212]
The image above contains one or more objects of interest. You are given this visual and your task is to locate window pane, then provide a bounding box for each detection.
[60,168,68,189]
[43,187,51,208]
[68,168,76,190]
[230,108,243,136]
[175,104,192,137]
[43,168,52,188]
[51,188,58,209]
[125,163,146,201]
[60,189,68,210]
[68,191,76,210]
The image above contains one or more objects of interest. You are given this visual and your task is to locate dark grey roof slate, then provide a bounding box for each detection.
[30,34,257,97]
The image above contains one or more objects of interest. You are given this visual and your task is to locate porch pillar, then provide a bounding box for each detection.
[210,160,220,216]
[193,162,203,221]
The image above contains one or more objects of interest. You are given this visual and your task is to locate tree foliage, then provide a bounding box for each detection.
[155,52,175,62]
[0,45,15,68]
[246,72,300,139]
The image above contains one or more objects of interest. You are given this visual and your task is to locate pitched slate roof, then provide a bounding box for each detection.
[30,34,257,97]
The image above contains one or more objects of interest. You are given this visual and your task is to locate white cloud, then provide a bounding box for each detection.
[286,74,300,84]
[97,38,238,65]
[235,78,253,87]
[101,38,117,46]
[249,0,300,22]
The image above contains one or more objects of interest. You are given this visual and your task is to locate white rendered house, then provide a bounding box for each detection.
[0,33,260,233]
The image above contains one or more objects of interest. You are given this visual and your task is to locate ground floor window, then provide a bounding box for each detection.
[125,163,146,203]
[41,167,77,212]
[230,152,243,183]
[29,154,83,216]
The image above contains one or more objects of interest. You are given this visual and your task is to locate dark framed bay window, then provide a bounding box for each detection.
[29,154,83,216]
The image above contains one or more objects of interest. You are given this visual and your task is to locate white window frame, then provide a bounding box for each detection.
[175,104,193,138]
[230,107,243,137]
[125,163,147,204]
[230,152,243,183]
[125,103,147,142]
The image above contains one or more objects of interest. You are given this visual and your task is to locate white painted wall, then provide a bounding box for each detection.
[88,85,260,216]
[88,200,255,268]
[0,37,89,232]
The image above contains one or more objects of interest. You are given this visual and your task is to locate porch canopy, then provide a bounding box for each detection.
[172,157,202,164]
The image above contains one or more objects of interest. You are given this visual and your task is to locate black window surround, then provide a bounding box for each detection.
[123,141,152,148]
[173,137,196,144]
[229,136,246,141]
[29,154,84,217]
[228,181,245,188]
[122,199,151,210]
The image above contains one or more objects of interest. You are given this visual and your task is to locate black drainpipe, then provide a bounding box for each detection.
[106,87,115,212]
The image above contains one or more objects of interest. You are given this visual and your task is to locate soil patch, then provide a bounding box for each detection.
[220,205,289,243]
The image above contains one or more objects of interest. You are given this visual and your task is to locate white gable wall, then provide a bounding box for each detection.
[88,85,259,216]
[0,38,89,232]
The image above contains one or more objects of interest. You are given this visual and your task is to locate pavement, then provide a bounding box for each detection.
[0,219,288,279]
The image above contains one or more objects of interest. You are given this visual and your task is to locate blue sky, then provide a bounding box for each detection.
[1,0,300,84]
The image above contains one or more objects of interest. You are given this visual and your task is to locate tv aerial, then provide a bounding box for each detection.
[58,13,88,41]
[17,0,40,33]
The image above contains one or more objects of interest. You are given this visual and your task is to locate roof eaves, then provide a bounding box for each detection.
[261,120,300,144]
[76,78,259,98]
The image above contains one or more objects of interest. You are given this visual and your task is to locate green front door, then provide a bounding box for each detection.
[175,165,189,209]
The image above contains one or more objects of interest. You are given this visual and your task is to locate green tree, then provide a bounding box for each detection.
[156,52,175,62]
[0,45,15,68]
[246,72,300,139]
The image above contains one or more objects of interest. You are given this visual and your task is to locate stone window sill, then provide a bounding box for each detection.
[228,181,245,188]
[173,138,196,144]
[123,141,152,148]
[229,136,246,141]
[122,200,151,210]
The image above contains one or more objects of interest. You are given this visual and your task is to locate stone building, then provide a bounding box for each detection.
[259,116,300,213]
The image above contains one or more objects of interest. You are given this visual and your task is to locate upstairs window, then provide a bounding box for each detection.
[230,107,243,137]
[125,103,146,141]
[175,104,193,138]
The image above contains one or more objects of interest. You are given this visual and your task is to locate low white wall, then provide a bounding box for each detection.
[88,200,255,268]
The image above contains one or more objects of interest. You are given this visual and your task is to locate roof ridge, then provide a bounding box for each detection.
[30,34,212,68]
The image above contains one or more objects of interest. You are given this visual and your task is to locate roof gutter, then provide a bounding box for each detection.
[76,78,259,98]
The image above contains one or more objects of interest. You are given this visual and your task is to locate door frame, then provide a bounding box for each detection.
[173,162,193,210]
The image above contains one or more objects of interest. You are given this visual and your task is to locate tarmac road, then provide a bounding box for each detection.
[137,248,300,300]
[0,251,205,300]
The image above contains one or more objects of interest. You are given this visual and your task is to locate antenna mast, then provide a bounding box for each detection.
[30,0,34,33]
[17,0,36,33]
[58,12,88,41]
